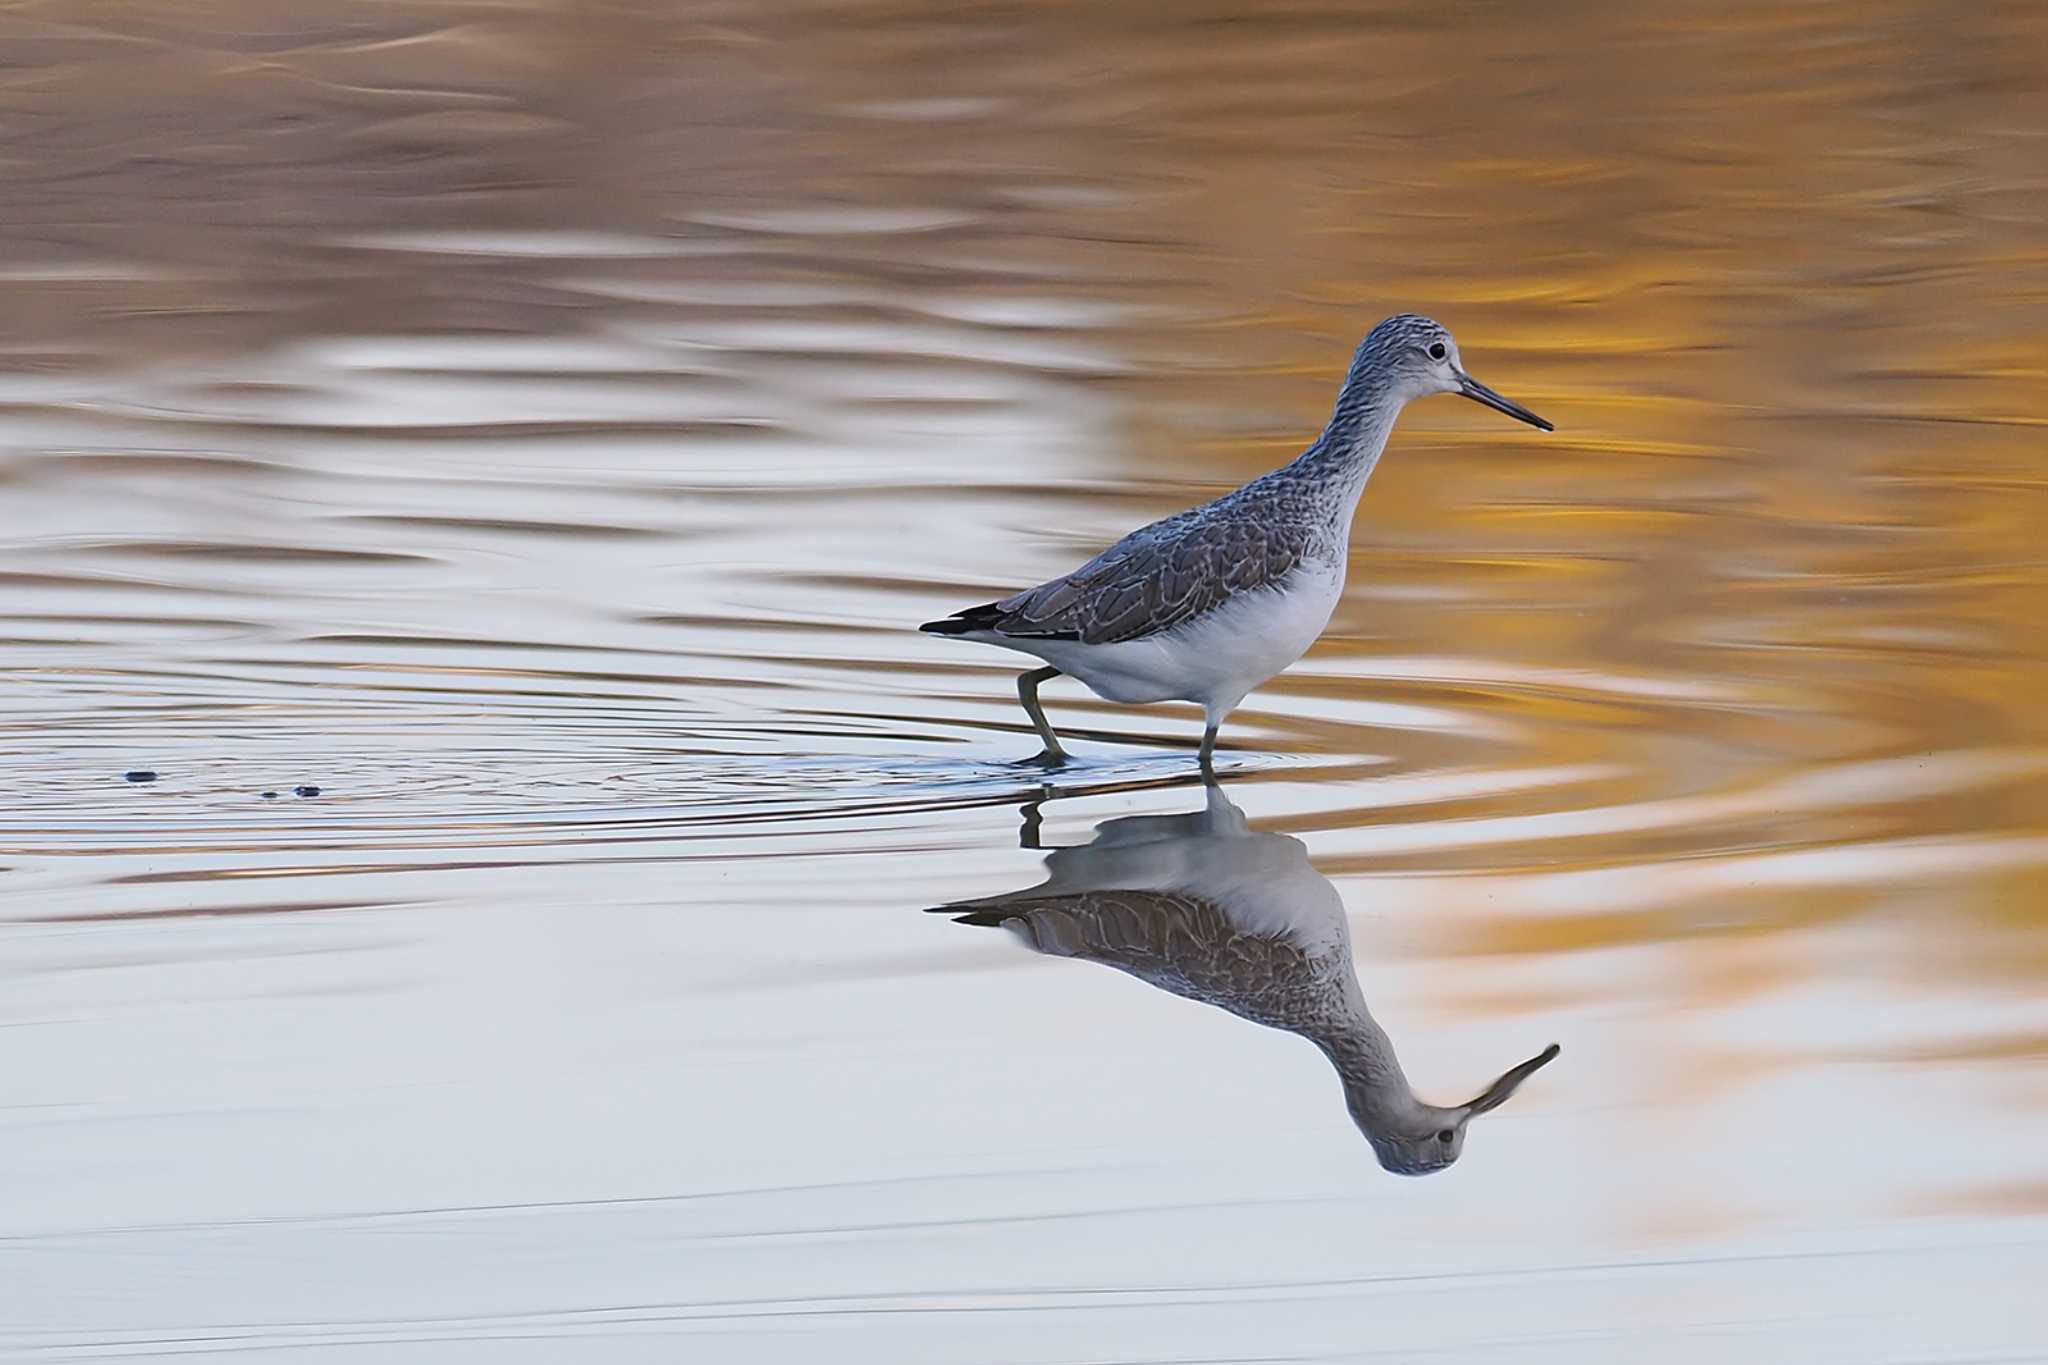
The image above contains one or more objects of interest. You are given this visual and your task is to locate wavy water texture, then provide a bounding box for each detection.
[2,2,2047,1362]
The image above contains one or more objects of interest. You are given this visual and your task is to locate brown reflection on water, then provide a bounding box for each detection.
[2,0,2048,1355]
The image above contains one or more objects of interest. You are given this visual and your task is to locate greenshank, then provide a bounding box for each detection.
[932,783,1559,1174]
[922,314,1551,767]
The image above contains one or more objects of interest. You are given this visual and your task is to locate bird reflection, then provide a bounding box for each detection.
[932,782,1558,1175]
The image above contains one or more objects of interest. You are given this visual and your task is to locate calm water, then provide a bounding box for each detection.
[4,2,2047,1359]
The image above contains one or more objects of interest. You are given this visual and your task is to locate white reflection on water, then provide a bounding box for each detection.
[934,784,1563,1176]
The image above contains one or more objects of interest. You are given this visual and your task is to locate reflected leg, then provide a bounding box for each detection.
[1017,785,1055,849]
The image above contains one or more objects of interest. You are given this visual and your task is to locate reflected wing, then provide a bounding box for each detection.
[943,888,1336,1032]
[923,499,1312,645]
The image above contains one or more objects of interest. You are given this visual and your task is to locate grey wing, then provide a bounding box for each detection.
[945,889,1337,1033]
[990,502,1309,645]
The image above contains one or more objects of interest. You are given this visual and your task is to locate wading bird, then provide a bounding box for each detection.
[922,314,1551,768]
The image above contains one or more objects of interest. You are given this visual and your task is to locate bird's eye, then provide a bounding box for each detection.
[1436,1129,1454,1144]
[1427,342,1447,361]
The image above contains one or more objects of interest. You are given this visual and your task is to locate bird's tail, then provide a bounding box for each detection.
[923,902,1010,927]
[919,601,1005,636]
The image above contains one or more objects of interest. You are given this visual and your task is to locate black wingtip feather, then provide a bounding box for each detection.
[919,601,1004,635]
[923,904,1011,927]
[919,604,1082,641]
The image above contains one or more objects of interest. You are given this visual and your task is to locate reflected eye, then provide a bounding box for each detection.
[1436,1129,1454,1144]
[1427,342,1447,361]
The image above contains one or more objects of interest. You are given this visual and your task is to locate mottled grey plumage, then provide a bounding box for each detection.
[961,886,1357,1035]
[967,485,1325,645]
[921,314,1552,766]
[932,315,1447,645]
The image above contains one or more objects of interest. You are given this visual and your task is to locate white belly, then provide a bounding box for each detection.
[991,562,1344,719]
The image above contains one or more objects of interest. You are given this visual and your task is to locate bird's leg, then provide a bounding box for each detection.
[1015,666,1068,766]
[1198,721,1219,775]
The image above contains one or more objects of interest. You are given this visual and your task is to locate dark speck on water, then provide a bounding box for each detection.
[259,791,278,799]
[293,785,321,797]
[123,771,156,783]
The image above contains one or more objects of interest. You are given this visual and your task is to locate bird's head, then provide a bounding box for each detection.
[1353,313,1553,432]
[1348,1042,1562,1176]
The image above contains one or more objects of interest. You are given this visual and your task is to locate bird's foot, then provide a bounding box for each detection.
[1008,748,1069,770]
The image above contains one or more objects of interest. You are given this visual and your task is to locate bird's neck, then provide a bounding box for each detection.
[1308,1000,1416,1124]
[1282,385,1404,508]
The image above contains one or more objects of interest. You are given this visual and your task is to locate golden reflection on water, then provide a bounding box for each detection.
[2,0,2047,1355]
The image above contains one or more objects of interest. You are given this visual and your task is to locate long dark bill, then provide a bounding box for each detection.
[1458,374,1554,432]
[1463,1042,1563,1116]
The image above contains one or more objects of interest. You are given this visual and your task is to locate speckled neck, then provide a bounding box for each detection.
[1297,397,1401,497]
[1313,1012,1451,1151]
[1242,379,1405,558]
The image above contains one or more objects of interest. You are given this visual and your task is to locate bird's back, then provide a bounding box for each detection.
[954,887,1358,1039]
[922,467,1346,646]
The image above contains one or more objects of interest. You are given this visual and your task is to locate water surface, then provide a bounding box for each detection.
[4,3,2047,1360]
